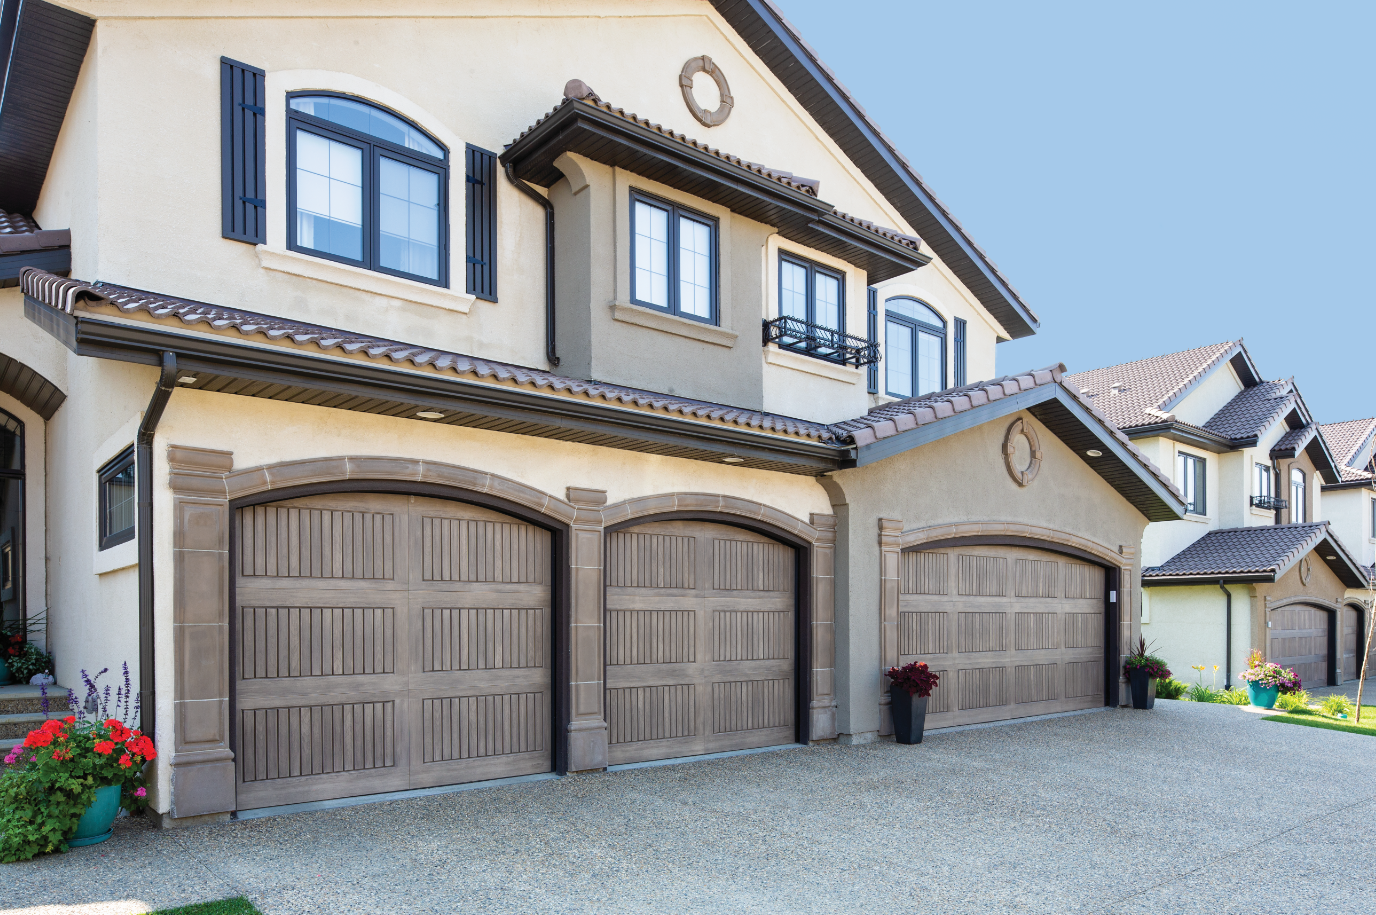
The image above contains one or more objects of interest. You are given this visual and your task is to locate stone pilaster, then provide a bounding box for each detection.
[808,513,838,741]
[877,518,903,736]
[565,487,609,771]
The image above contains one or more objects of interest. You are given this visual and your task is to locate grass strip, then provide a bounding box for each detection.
[1262,708,1376,738]
[149,899,263,915]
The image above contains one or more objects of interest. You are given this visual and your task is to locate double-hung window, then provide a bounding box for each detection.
[885,297,946,398]
[1254,463,1272,503]
[98,448,136,551]
[1290,467,1307,522]
[630,192,717,324]
[776,253,845,361]
[288,93,448,286]
[1178,452,1206,516]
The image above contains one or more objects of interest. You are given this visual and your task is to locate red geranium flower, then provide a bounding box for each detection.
[63,716,75,724]
[118,753,133,768]
[94,740,116,755]
[23,730,52,748]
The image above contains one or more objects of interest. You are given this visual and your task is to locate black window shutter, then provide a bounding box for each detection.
[220,57,266,244]
[866,287,878,394]
[466,145,498,301]
[953,316,968,387]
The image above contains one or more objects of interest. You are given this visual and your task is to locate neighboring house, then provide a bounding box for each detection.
[1067,342,1370,691]
[0,0,1183,826]
[1318,418,1376,679]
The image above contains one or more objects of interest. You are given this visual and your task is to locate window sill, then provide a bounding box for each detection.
[94,536,137,576]
[610,302,738,348]
[257,246,476,314]
[763,345,862,384]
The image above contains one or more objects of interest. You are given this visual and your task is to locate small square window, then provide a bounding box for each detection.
[99,448,136,551]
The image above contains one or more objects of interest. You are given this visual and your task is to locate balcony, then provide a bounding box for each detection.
[1250,495,1288,511]
[762,316,879,367]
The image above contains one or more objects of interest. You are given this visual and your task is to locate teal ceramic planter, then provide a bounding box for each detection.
[68,785,122,848]
[0,655,11,686]
[1247,682,1280,709]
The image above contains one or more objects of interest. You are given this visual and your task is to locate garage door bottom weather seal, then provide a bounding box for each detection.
[607,743,805,773]
[231,771,560,821]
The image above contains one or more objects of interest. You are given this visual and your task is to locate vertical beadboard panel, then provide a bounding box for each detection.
[1063,563,1106,599]
[420,692,546,762]
[898,612,949,655]
[1014,663,1060,703]
[238,507,395,579]
[712,610,793,661]
[711,539,793,591]
[1065,661,1103,698]
[1014,559,1059,598]
[606,532,696,588]
[420,517,548,583]
[711,679,793,733]
[1065,613,1104,649]
[239,701,395,781]
[420,607,547,671]
[957,554,1006,596]
[605,610,696,665]
[925,670,951,713]
[957,612,1007,653]
[957,668,1006,710]
[239,607,395,678]
[1013,612,1060,650]
[900,552,949,595]
[606,685,695,744]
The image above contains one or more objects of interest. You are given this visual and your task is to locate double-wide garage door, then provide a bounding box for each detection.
[898,544,1108,727]
[234,494,552,809]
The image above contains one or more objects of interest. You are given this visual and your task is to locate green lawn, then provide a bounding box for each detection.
[150,900,263,915]
[1262,707,1376,738]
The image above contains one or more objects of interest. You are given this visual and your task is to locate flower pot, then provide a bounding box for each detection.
[68,785,122,848]
[890,684,929,744]
[0,655,11,686]
[1247,682,1280,709]
[1129,668,1156,709]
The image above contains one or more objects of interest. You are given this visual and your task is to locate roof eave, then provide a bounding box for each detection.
[1143,573,1277,587]
[1123,422,1236,453]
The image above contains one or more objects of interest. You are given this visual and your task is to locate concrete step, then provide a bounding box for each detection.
[0,710,69,740]
[0,683,68,716]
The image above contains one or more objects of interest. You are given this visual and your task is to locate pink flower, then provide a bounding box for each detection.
[134,787,146,798]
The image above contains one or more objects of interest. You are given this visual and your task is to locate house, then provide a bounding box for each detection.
[1067,342,1371,691]
[1318,418,1376,678]
[0,0,1183,825]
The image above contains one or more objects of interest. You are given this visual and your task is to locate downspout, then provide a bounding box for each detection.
[504,163,559,367]
[137,352,178,736]
[1219,579,1232,690]
[1272,458,1283,524]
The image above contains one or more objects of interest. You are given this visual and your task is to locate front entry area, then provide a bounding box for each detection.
[897,543,1108,728]
[233,493,552,809]
[604,520,797,765]
[1270,605,1330,688]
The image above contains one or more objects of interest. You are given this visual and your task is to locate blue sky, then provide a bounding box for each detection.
[774,0,1375,423]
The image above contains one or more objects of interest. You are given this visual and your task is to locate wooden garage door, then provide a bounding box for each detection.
[897,545,1106,728]
[604,520,796,765]
[233,494,551,809]
[1344,607,1359,682]
[1271,605,1329,688]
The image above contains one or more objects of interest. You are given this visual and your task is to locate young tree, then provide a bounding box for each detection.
[1357,570,1375,723]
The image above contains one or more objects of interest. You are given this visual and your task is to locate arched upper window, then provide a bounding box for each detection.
[1290,467,1307,522]
[0,408,23,625]
[287,92,448,286]
[885,296,945,398]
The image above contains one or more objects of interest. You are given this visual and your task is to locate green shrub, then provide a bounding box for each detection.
[1275,690,1312,713]
[1217,687,1250,705]
[1320,694,1355,718]
[1186,683,1219,703]
[1155,678,1188,700]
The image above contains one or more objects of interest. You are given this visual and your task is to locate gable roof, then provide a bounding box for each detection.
[1320,418,1376,486]
[1201,380,1294,442]
[1064,340,1254,430]
[1142,522,1368,588]
[19,266,1181,519]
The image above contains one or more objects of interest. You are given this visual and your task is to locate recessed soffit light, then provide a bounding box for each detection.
[1326,555,1337,560]
[722,457,744,463]
[416,411,445,419]
[177,376,198,384]
[1085,449,1103,457]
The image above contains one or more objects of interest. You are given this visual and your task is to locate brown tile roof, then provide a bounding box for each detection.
[0,209,68,254]
[1201,381,1294,441]
[513,84,923,256]
[1142,522,1334,579]
[1065,341,1240,430]
[0,210,39,234]
[1271,423,1317,457]
[1320,418,1376,482]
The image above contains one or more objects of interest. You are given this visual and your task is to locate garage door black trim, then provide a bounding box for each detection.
[227,479,573,786]
[604,510,814,746]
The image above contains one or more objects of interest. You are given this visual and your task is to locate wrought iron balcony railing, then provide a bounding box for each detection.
[762,315,880,367]
[1250,495,1288,511]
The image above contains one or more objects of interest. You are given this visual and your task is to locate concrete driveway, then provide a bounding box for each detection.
[5,700,1374,915]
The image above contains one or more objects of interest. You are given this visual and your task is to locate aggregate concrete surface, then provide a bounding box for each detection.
[4,700,1373,915]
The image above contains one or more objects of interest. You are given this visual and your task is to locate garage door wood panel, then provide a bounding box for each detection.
[899,546,1105,728]
[234,494,551,809]
[605,520,795,765]
[1270,606,1329,688]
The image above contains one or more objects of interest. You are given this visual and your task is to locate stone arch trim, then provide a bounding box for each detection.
[877,520,1135,734]
[602,492,838,743]
[1266,595,1343,614]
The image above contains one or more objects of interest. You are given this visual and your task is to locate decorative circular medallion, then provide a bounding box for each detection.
[1003,418,1043,487]
[679,55,734,127]
[1299,556,1313,586]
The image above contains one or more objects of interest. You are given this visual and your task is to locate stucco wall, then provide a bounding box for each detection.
[1170,359,1242,428]
[820,408,1148,738]
[1324,487,1374,568]
[1141,584,1252,689]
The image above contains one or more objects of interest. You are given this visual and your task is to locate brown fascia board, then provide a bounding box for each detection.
[708,0,1038,339]
[1321,478,1376,492]
[1143,573,1277,587]
[1123,422,1237,453]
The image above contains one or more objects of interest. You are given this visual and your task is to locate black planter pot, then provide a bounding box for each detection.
[890,684,929,744]
[1129,668,1157,710]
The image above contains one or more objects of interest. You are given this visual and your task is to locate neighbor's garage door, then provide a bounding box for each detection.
[1270,605,1329,688]
[233,494,551,809]
[897,545,1107,728]
[604,520,796,765]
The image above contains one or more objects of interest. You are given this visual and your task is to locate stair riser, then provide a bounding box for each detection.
[0,697,59,715]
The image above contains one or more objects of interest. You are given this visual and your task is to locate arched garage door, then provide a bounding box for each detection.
[604,520,796,765]
[897,544,1108,727]
[1270,605,1330,688]
[233,493,552,809]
